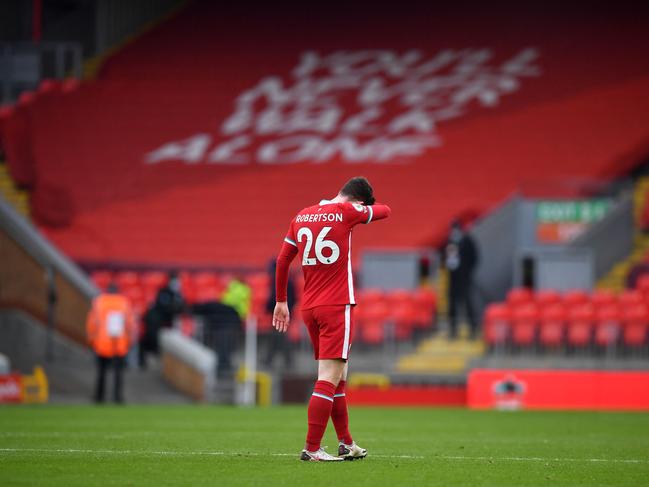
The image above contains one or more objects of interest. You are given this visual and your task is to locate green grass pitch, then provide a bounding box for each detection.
[1,405,648,486]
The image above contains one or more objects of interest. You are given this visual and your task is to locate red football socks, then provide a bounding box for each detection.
[305,380,336,452]
[331,380,353,445]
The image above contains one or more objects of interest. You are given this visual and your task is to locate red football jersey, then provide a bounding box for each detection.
[277,200,390,309]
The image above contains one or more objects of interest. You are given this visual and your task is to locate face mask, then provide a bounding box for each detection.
[169,279,181,292]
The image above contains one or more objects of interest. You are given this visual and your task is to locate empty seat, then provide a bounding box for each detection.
[506,288,533,307]
[511,303,539,348]
[622,304,649,349]
[114,271,140,289]
[192,271,220,288]
[535,290,562,307]
[141,271,167,292]
[566,304,594,349]
[483,303,511,348]
[594,304,621,349]
[619,289,643,308]
[357,301,389,345]
[538,304,566,349]
[636,274,649,294]
[359,289,386,306]
[563,289,589,308]
[90,270,113,291]
[591,289,617,309]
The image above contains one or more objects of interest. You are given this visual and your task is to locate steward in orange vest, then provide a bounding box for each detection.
[86,284,135,403]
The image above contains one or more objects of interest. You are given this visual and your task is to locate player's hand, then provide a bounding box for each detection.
[272,302,290,333]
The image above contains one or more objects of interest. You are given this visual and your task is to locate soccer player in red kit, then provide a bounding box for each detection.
[273,177,391,461]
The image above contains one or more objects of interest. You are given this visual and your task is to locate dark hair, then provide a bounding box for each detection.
[340,177,375,205]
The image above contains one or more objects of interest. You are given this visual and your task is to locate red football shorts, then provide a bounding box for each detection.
[302,305,355,361]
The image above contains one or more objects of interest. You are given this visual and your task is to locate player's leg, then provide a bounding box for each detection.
[334,362,368,460]
[300,306,346,461]
[301,358,345,461]
[331,362,352,444]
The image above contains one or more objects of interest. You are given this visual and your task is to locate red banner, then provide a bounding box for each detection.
[468,369,649,411]
[0,374,23,403]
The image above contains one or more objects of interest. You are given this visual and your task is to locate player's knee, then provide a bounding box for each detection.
[317,360,345,385]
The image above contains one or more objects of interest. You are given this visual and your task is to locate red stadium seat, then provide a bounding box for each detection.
[535,290,562,307]
[385,289,413,312]
[392,304,418,341]
[622,304,649,349]
[246,272,269,290]
[594,304,621,349]
[357,301,389,345]
[563,289,589,308]
[122,284,145,308]
[506,288,533,307]
[194,284,222,303]
[511,303,539,348]
[114,271,139,290]
[411,288,436,329]
[179,316,196,337]
[90,270,113,291]
[636,274,649,294]
[359,289,385,306]
[141,271,167,292]
[538,304,566,349]
[192,271,220,288]
[566,304,594,349]
[483,303,511,348]
[619,289,643,308]
[590,289,617,309]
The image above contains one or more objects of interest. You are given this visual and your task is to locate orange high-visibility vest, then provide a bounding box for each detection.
[86,293,135,357]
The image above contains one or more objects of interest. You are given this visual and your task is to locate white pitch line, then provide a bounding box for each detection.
[0,448,647,464]
[439,455,649,464]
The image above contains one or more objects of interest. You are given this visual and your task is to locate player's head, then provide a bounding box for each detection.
[339,177,375,205]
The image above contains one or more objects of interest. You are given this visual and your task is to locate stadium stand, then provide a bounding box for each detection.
[1,1,649,269]
[2,1,649,403]
[89,268,437,346]
[482,287,649,354]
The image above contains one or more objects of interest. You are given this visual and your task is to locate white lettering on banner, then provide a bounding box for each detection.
[145,48,541,165]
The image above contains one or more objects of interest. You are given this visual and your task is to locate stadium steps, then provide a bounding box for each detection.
[396,329,485,374]
[0,162,30,218]
[596,177,649,292]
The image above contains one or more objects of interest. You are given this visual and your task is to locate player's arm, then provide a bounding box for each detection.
[365,203,391,223]
[346,202,391,225]
[273,229,298,333]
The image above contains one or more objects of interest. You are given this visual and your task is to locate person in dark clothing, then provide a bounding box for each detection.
[444,219,480,339]
[263,258,296,368]
[139,270,185,369]
[191,301,242,376]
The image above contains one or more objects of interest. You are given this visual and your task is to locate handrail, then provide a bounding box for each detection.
[0,196,97,299]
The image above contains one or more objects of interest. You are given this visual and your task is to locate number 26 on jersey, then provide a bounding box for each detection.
[297,227,340,265]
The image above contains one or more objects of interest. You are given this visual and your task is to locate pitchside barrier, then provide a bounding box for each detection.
[160,329,216,402]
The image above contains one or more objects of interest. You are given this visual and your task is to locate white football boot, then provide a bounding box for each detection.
[338,442,368,460]
[300,448,344,462]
